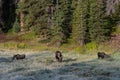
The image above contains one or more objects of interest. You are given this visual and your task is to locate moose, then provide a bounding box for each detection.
[55,51,63,62]
[97,52,110,59]
[12,54,26,60]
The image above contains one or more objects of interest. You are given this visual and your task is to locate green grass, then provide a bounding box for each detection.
[0,50,120,80]
[3,41,18,49]
[0,30,119,54]
[21,31,36,40]
[0,41,116,55]
[112,25,120,34]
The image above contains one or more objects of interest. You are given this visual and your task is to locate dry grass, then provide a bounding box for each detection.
[0,50,120,80]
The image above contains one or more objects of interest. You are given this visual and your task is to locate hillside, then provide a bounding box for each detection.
[0,0,120,80]
[0,0,120,46]
[1,32,120,52]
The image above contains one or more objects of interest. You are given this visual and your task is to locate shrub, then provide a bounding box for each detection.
[85,42,98,51]
[4,42,18,48]
[21,32,36,40]
[32,26,41,35]
[13,18,21,33]
[74,46,87,54]
[113,25,120,34]
[17,42,26,49]
[73,42,98,54]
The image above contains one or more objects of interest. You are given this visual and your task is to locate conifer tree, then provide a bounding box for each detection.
[2,0,16,32]
[71,0,89,46]
[51,0,72,46]
[88,0,112,43]
[17,0,52,40]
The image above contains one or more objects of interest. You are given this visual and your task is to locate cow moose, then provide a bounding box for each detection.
[97,52,110,59]
[55,51,63,62]
[12,54,26,60]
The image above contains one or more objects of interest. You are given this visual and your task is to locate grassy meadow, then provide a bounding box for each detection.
[0,49,120,80]
[0,0,120,79]
[0,32,120,80]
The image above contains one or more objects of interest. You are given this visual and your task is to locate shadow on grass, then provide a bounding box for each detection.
[0,57,12,62]
[63,58,77,62]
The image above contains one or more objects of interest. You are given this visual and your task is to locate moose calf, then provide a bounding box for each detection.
[55,51,63,62]
[12,54,26,60]
[98,52,110,59]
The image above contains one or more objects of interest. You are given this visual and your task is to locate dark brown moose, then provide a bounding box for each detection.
[12,54,26,60]
[98,52,110,59]
[55,51,63,62]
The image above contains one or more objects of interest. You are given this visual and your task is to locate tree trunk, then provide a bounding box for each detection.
[20,12,24,31]
[19,0,24,31]
[106,0,120,15]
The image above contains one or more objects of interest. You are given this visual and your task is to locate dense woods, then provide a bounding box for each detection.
[0,0,120,46]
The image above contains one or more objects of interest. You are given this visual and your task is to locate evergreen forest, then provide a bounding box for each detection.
[0,0,120,48]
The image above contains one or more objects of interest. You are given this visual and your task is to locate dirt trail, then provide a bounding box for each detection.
[0,32,27,43]
[0,34,6,43]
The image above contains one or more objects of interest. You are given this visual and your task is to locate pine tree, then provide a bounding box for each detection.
[13,18,20,33]
[2,0,16,32]
[110,0,120,22]
[51,0,72,46]
[0,0,3,32]
[71,0,89,46]
[17,0,52,41]
[88,0,112,43]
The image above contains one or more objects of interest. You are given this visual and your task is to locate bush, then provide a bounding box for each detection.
[32,26,41,35]
[13,18,20,33]
[21,32,36,40]
[4,42,18,48]
[38,39,51,43]
[17,42,26,49]
[112,25,120,34]
[73,42,98,54]
[74,46,87,54]
[85,42,98,51]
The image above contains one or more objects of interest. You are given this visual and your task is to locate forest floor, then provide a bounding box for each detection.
[0,49,120,80]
